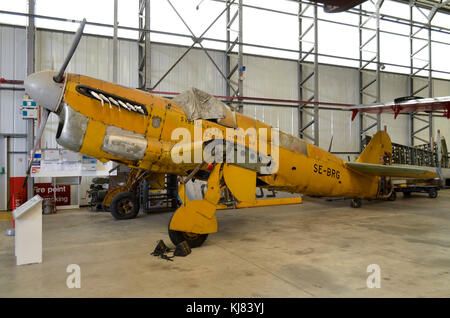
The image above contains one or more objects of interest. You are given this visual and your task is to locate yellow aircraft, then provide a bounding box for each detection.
[24,20,439,248]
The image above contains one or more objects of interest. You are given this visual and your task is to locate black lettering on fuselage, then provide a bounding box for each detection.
[313,163,341,180]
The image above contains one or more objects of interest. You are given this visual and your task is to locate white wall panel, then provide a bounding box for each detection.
[433,79,450,147]
[240,54,298,136]
[379,72,409,145]
[11,90,27,177]
[36,30,137,85]
[0,25,27,179]
[316,64,360,152]
[0,26,27,134]
[409,78,450,146]
[151,43,226,96]
[434,78,450,96]
[0,90,14,133]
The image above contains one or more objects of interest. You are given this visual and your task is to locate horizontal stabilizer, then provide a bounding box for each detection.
[346,162,438,179]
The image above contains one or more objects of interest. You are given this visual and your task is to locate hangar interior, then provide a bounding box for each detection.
[0,0,449,297]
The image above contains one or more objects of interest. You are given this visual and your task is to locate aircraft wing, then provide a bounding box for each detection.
[348,96,450,120]
[346,162,439,179]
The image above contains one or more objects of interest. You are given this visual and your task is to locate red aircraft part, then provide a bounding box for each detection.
[348,96,450,121]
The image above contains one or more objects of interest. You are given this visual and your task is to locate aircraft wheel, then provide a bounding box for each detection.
[387,191,397,201]
[168,221,208,248]
[350,198,362,208]
[428,188,438,199]
[110,192,140,220]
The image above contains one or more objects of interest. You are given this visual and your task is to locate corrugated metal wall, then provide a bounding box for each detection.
[0,25,28,210]
[433,79,450,145]
[238,54,299,136]
[0,25,27,178]
[151,43,226,95]
[1,25,449,208]
[316,64,360,153]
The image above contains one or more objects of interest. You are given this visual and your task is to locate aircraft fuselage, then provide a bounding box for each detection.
[35,72,381,200]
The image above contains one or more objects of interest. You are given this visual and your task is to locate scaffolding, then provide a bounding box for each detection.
[358,0,383,152]
[225,0,244,112]
[408,0,445,146]
[298,1,319,145]
[138,0,151,89]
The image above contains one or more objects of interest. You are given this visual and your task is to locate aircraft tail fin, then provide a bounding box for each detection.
[349,130,438,179]
[356,130,392,164]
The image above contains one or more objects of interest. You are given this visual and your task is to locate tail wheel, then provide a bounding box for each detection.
[428,188,438,199]
[350,198,362,208]
[110,192,140,220]
[168,221,208,248]
[387,191,397,201]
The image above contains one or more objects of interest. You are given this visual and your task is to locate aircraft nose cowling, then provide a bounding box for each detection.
[24,71,65,113]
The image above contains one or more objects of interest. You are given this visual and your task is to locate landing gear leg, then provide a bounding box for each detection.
[169,164,223,248]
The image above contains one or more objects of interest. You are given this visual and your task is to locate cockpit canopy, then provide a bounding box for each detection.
[173,88,236,127]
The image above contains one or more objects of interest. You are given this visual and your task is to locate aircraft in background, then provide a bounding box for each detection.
[314,0,367,13]
[347,96,450,120]
[23,19,445,248]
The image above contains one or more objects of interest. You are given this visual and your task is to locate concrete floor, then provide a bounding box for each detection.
[1,190,449,298]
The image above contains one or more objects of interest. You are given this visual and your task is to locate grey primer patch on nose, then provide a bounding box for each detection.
[102,126,148,161]
[152,116,161,128]
[56,103,89,152]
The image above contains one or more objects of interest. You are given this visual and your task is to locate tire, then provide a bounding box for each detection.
[403,191,411,198]
[428,188,438,199]
[387,191,397,201]
[350,198,362,208]
[168,217,208,248]
[110,192,140,220]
